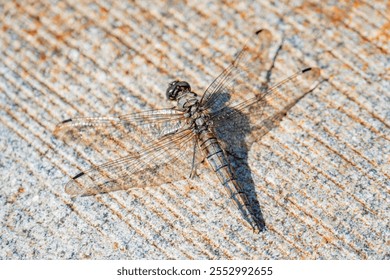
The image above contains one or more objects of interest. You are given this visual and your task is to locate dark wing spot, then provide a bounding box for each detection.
[255,29,264,35]
[72,172,85,180]
[61,118,73,123]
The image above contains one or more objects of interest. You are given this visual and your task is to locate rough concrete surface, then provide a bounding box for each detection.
[0,0,389,259]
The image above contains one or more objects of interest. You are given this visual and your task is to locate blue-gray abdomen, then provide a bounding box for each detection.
[198,130,262,233]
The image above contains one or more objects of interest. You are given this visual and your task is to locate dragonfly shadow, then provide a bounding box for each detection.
[213,88,317,232]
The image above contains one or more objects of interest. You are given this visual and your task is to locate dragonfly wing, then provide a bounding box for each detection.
[210,68,321,149]
[64,127,198,196]
[200,29,273,113]
[119,109,186,138]
[54,109,187,152]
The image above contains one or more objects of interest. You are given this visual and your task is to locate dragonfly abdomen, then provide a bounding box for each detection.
[198,130,262,233]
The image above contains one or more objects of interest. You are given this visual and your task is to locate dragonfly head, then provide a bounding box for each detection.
[166,80,191,101]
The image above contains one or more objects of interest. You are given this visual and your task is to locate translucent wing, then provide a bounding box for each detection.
[209,68,321,151]
[54,109,187,154]
[64,127,197,196]
[200,29,273,113]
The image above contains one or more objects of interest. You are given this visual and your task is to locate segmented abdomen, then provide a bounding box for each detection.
[198,130,262,233]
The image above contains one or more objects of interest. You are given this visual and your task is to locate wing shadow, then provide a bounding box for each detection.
[213,85,319,232]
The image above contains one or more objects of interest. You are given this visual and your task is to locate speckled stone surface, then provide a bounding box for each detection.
[0,0,389,259]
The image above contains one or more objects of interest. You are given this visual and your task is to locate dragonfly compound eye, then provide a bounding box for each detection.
[166,81,191,100]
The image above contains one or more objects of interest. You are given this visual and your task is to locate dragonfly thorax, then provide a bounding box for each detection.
[172,87,211,133]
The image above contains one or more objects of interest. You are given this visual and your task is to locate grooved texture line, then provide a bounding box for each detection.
[0,0,389,259]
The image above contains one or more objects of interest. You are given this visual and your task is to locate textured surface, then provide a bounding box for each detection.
[0,0,389,259]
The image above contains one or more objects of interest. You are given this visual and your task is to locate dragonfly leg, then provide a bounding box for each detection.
[189,138,205,179]
[189,161,204,179]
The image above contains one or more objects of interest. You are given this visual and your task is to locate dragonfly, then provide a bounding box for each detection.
[54,29,320,233]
